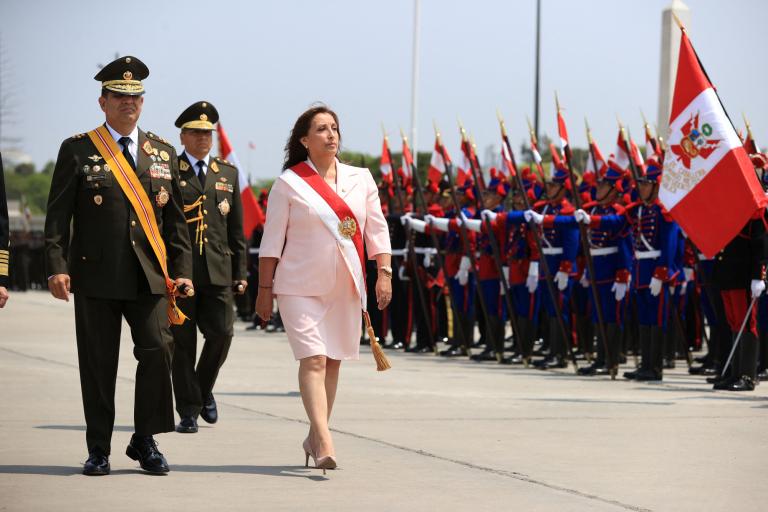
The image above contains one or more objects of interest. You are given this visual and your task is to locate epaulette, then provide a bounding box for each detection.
[145,131,173,147]
[70,132,87,140]
[213,156,236,169]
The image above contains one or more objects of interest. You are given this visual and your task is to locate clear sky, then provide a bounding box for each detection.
[1,0,766,179]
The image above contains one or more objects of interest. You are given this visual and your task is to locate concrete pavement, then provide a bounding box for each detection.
[0,291,766,511]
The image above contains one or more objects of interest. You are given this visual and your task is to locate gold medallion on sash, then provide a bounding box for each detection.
[338,216,357,239]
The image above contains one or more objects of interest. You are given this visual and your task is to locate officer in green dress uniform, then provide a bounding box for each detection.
[44,56,193,475]
[171,101,247,433]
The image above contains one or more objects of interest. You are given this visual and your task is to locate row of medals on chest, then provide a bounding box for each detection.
[83,152,230,215]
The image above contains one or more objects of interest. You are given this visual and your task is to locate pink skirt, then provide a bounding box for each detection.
[276,253,362,361]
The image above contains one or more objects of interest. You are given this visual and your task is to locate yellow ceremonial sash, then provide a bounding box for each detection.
[87,125,187,325]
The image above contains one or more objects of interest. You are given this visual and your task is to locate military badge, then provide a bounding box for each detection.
[156,186,169,207]
[123,70,133,80]
[82,165,90,174]
[93,165,101,173]
[210,161,219,173]
[94,194,103,206]
[153,148,159,156]
[103,164,110,172]
[88,155,103,162]
[218,198,230,215]
[215,182,234,193]
[220,177,228,183]
[338,216,357,239]
[180,180,187,187]
[142,140,153,155]
[159,150,170,162]
[149,163,172,180]
[180,160,190,172]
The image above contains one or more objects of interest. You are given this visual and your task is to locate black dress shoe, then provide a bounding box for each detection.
[126,435,169,474]
[384,341,404,350]
[470,350,497,362]
[713,376,738,390]
[758,369,768,382]
[688,364,710,375]
[725,376,756,391]
[633,369,662,381]
[200,394,218,424]
[578,363,604,376]
[175,416,198,434]
[663,358,676,369]
[537,356,567,370]
[83,449,110,476]
[440,346,468,357]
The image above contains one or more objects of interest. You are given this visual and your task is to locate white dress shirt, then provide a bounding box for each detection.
[184,151,211,181]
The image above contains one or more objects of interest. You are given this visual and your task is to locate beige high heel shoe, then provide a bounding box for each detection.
[304,437,338,474]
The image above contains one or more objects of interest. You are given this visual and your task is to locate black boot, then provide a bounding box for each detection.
[635,327,664,381]
[624,326,650,380]
[726,331,759,391]
[604,323,622,379]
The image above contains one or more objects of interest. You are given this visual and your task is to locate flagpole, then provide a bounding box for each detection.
[533,0,541,139]
[410,0,421,168]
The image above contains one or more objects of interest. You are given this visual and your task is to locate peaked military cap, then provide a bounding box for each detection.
[94,55,149,96]
[175,101,219,131]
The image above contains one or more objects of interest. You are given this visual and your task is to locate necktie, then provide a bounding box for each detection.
[197,161,206,188]
[118,136,136,171]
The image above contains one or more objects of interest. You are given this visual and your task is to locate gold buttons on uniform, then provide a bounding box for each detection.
[204,224,208,229]
[202,195,207,200]
[131,221,136,227]
[82,256,86,260]
[203,209,207,215]
[204,237,208,243]
[132,241,136,246]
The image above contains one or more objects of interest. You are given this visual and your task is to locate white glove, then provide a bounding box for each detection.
[524,209,544,225]
[500,266,510,294]
[398,264,409,281]
[464,218,482,232]
[680,282,687,295]
[579,272,590,288]
[428,216,450,232]
[457,256,471,286]
[400,212,413,225]
[481,209,498,222]
[555,270,569,291]
[408,218,426,233]
[423,252,432,267]
[649,277,663,296]
[751,279,766,299]
[574,209,591,225]
[612,282,628,302]
[526,261,539,294]
[683,267,694,282]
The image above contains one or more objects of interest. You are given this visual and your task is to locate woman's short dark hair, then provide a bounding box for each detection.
[283,104,341,170]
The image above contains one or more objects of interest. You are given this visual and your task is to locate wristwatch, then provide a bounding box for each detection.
[378,265,393,278]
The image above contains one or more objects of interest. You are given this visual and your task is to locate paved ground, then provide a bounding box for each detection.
[1,291,766,511]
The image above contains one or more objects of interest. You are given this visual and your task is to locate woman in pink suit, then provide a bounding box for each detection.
[255,105,392,472]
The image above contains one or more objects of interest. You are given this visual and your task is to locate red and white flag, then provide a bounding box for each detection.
[218,123,265,237]
[401,137,414,178]
[428,138,449,184]
[500,141,516,178]
[457,138,473,185]
[585,134,608,176]
[557,109,570,150]
[613,129,645,173]
[379,138,393,183]
[659,28,767,257]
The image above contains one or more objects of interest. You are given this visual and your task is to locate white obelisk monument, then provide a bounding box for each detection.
[657,0,691,138]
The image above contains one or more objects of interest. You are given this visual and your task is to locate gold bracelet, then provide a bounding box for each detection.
[378,265,393,278]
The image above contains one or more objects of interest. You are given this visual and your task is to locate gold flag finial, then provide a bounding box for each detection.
[585,117,593,144]
[497,110,508,137]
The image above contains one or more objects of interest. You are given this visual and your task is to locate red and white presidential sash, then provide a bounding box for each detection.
[281,161,367,311]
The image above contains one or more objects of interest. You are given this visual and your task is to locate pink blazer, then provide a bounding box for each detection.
[259,159,391,296]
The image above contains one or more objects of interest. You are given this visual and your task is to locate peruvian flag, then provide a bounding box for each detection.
[500,140,516,178]
[401,137,414,178]
[585,135,607,176]
[659,28,767,257]
[380,138,393,183]
[557,109,570,150]
[428,138,449,184]
[457,138,473,185]
[218,123,265,237]
[613,129,645,173]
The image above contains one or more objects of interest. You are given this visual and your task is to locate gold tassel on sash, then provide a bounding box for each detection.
[183,196,205,255]
[363,311,391,371]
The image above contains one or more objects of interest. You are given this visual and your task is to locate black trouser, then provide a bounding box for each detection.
[171,284,234,418]
[74,293,174,455]
[390,258,409,344]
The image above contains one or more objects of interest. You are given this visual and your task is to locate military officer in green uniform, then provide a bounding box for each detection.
[44,56,193,475]
[171,101,247,433]
[0,154,9,308]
